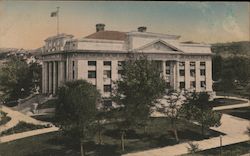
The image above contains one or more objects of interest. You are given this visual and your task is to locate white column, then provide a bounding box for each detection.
[111,60,118,82]
[175,61,179,90]
[42,62,48,94]
[96,60,104,95]
[185,61,190,90]
[58,61,65,87]
[206,60,213,92]
[162,60,166,80]
[195,61,201,92]
[53,62,57,94]
[48,62,53,94]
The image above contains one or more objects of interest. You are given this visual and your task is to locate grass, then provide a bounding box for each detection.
[219,107,250,120]
[210,98,248,107]
[0,121,51,137]
[183,141,250,156]
[0,111,11,126]
[32,114,56,123]
[0,117,223,156]
[37,99,57,109]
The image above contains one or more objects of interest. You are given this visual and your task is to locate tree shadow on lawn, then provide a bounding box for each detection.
[32,132,120,156]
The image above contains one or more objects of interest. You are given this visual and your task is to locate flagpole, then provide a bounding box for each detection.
[57,7,60,35]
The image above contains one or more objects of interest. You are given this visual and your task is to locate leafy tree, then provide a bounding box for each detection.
[55,80,101,156]
[0,56,32,101]
[212,55,223,81]
[157,90,181,142]
[112,56,167,151]
[181,92,222,136]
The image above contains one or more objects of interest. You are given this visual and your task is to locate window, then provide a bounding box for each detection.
[200,62,206,66]
[190,81,196,88]
[190,69,195,77]
[104,61,111,66]
[166,82,171,88]
[104,85,111,92]
[88,71,96,78]
[88,61,96,66]
[104,70,111,78]
[166,61,171,67]
[72,61,75,67]
[179,62,185,67]
[179,70,185,76]
[166,69,171,75]
[200,69,206,76]
[190,62,195,67]
[72,70,75,79]
[200,81,206,88]
[180,82,185,89]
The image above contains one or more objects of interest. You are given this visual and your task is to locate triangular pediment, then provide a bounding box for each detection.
[136,40,183,53]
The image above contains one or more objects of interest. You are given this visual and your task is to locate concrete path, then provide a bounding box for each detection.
[0,126,59,143]
[0,106,51,133]
[213,96,250,111]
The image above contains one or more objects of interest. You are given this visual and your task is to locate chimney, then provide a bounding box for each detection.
[138,26,147,32]
[96,23,105,32]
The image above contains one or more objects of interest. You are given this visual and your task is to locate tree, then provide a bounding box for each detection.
[112,56,167,151]
[181,92,222,136]
[157,90,182,142]
[55,80,101,156]
[0,56,32,101]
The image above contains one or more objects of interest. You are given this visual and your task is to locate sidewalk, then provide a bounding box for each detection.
[0,106,51,133]
[0,126,59,143]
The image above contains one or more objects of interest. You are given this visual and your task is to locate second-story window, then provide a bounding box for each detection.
[200,69,206,76]
[88,71,96,78]
[104,70,111,79]
[179,69,185,76]
[104,85,112,92]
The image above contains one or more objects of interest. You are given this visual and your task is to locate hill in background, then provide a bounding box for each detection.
[211,41,250,57]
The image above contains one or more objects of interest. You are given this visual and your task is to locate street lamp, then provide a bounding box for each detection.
[220,135,223,156]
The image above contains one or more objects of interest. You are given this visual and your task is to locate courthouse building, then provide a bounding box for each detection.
[41,24,213,104]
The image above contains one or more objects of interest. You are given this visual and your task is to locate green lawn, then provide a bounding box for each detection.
[219,107,250,120]
[37,99,57,109]
[210,98,247,107]
[0,117,223,156]
[183,141,250,156]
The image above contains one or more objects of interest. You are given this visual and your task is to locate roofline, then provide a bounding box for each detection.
[127,31,181,40]
[42,49,212,56]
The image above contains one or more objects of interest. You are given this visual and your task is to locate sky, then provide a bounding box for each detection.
[0,1,249,49]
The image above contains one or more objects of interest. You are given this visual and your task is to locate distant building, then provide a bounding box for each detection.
[41,24,213,104]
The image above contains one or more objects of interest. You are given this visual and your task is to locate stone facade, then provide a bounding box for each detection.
[42,25,213,101]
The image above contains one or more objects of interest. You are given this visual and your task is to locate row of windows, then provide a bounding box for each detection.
[88,61,125,66]
[179,69,206,76]
[88,70,112,79]
[179,61,206,67]
[179,81,206,89]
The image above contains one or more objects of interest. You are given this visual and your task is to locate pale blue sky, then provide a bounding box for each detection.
[0,1,249,49]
